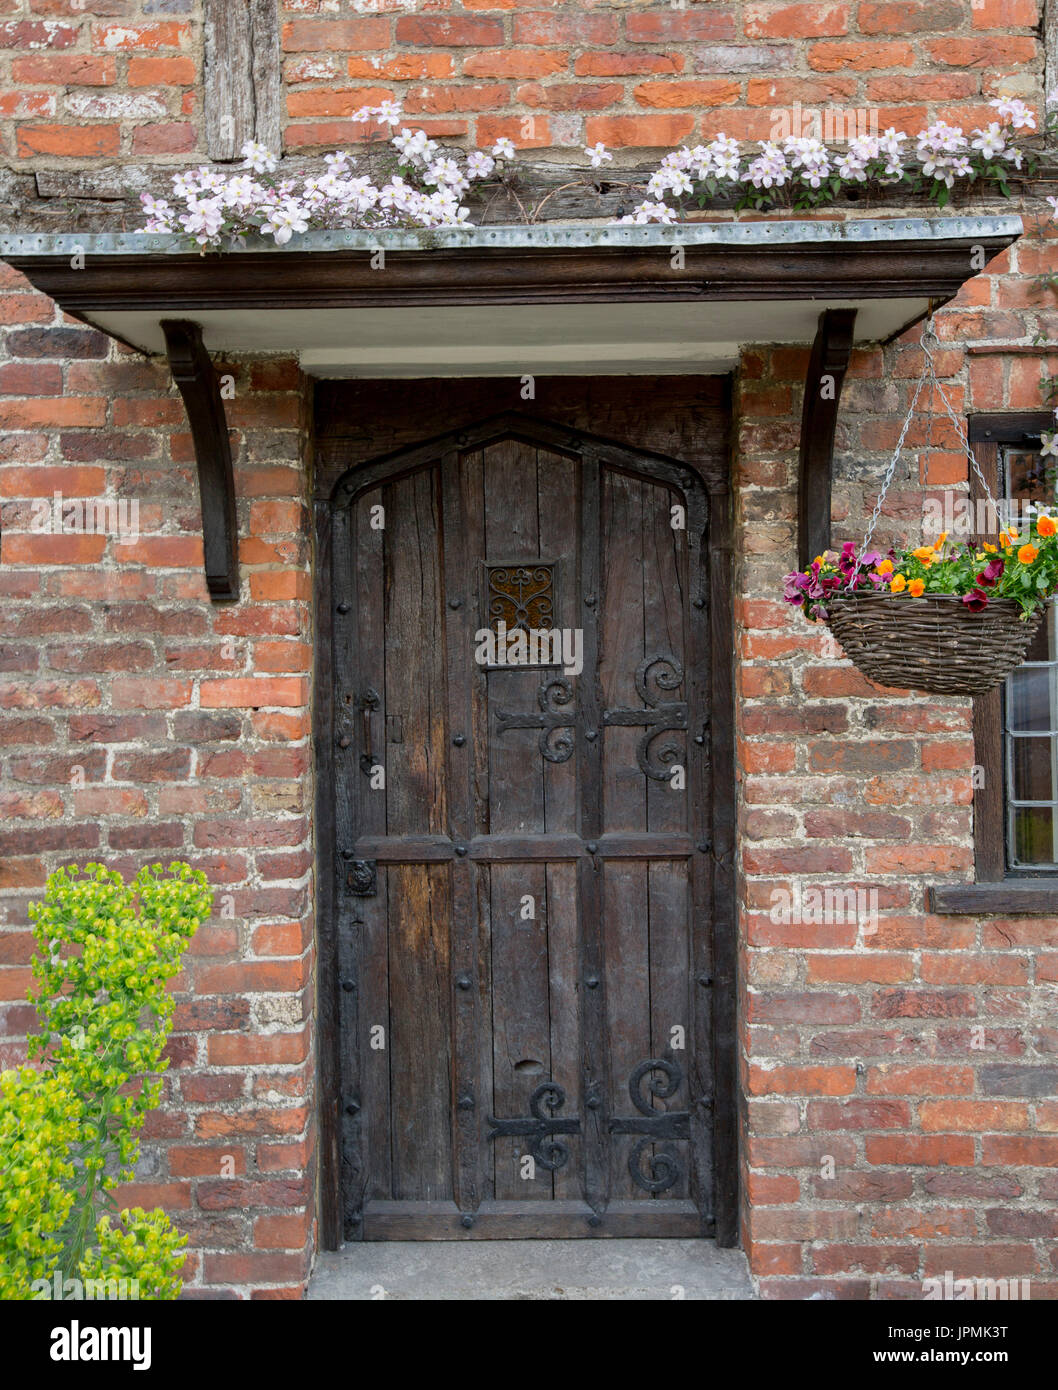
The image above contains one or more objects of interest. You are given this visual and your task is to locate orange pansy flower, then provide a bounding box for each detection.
[1018,543,1038,565]
[875,559,894,575]
[890,574,907,593]
[1038,515,1056,538]
[908,578,926,597]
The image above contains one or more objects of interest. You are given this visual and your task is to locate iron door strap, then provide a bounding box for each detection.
[609,1057,692,1194]
[487,1082,581,1172]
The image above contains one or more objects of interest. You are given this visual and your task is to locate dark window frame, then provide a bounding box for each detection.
[930,411,1058,914]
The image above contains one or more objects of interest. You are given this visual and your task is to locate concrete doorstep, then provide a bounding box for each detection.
[307,1239,756,1301]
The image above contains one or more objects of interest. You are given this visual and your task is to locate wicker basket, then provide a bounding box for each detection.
[826,592,1045,696]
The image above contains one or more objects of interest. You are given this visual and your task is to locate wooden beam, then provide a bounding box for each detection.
[203,0,281,162]
[161,319,239,602]
[9,230,1020,318]
[797,308,857,571]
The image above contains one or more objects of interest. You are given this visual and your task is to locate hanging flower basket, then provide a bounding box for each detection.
[781,324,1058,698]
[824,590,1044,696]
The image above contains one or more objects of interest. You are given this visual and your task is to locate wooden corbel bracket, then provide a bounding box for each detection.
[797,308,858,572]
[161,318,239,602]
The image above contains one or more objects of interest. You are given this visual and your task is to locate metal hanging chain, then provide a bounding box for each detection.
[919,324,1001,513]
[851,319,999,586]
[850,350,931,586]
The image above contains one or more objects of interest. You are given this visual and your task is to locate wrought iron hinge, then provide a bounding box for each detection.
[339,853,377,897]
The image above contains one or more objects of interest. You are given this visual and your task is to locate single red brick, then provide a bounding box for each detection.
[128,56,196,86]
[626,11,737,41]
[744,3,850,38]
[254,1213,312,1250]
[474,114,552,147]
[169,1147,247,1178]
[90,21,189,49]
[282,17,389,51]
[16,122,119,158]
[346,55,455,81]
[209,1033,309,1067]
[199,677,307,710]
[859,0,964,32]
[396,15,504,45]
[0,20,77,48]
[807,40,915,70]
[512,12,619,43]
[515,82,620,111]
[872,989,975,1019]
[807,955,913,984]
[633,79,739,108]
[2,397,106,428]
[575,52,682,76]
[921,1101,1028,1132]
[749,1065,856,1096]
[864,844,972,873]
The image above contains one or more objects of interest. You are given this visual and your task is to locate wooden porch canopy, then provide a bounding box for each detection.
[1,215,1021,601]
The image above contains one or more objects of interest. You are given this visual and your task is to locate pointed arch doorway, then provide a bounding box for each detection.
[314,383,737,1245]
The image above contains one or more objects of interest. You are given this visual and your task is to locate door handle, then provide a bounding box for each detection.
[359,687,380,774]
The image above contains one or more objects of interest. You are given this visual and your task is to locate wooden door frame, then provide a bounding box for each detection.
[312,401,739,1250]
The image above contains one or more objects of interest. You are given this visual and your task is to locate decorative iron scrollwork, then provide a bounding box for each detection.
[487,564,555,634]
[487,1081,581,1171]
[495,676,576,764]
[609,1057,690,1193]
[601,653,688,781]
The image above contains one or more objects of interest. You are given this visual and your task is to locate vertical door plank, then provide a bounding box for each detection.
[359,872,391,1206]
[536,447,580,836]
[441,449,482,1217]
[599,466,650,1202]
[600,471,646,837]
[380,465,453,1203]
[388,862,453,1201]
[461,450,497,1200]
[647,860,691,1200]
[385,466,447,836]
[485,438,546,837]
[546,860,580,1202]
[692,485,720,1231]
[603,859,651,1202]
[644,481,689,837]
[577,451,609,1219]
[489,863,551,1200]
[642,476,692,1201]
[482,439,553,1200]
[354,487,386,840]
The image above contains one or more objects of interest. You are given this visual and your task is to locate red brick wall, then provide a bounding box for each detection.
[0,1,1046,162]
[0,264,316,1298]
[735,214,1058,1298]
[2,7,199,161]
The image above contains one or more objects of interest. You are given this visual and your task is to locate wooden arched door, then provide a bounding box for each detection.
[326,413,722,1240]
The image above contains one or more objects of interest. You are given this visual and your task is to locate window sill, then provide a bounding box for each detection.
[929,880,1058,915]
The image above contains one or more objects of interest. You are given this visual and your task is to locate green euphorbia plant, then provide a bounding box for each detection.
[0,862,211,1301]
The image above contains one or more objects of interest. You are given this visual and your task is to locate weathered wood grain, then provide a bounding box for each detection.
[320,384,736,1241]
[203,0,282,162]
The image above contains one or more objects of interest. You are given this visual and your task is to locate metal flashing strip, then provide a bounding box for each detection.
[0,214,1025,260]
